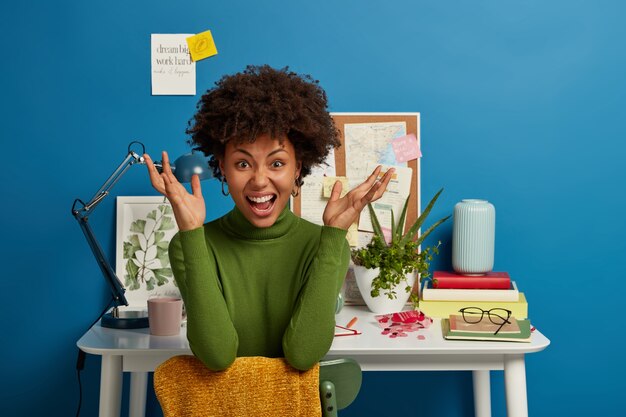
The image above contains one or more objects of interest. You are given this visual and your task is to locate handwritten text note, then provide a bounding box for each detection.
[322,177,349,198]
[358,164,413,233]
[391,134,421,162]
[298,176,326,225]
[151,34,196,95]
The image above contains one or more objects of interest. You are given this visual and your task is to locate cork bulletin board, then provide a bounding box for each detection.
[292,112,421,236]
[291,113,420,304]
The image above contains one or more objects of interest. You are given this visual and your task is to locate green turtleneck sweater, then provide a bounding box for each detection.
[168,206,350,371]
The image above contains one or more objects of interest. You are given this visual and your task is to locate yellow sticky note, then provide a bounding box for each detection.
[323,177,349,198]
[186,30,218,62]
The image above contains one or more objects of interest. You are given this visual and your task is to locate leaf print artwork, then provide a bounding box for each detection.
[123,204,176,291]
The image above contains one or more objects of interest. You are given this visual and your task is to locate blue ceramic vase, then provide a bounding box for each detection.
[452,199,495,275]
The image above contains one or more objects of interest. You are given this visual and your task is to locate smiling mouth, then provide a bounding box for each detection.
[246,194,277,215]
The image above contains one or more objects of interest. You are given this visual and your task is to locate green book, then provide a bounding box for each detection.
[442,318,532,343]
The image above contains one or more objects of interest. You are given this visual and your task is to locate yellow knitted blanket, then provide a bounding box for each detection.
[154,355,321,417]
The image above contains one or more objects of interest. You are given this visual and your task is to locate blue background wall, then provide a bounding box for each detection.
[2,1,624,416]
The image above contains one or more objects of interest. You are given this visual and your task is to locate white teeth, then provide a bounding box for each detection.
[249,195,273,203]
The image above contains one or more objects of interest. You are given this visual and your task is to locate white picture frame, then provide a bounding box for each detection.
[116,196,181,308]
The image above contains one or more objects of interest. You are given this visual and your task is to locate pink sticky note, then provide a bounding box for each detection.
[391,134,421,162]
[381,227,392,244]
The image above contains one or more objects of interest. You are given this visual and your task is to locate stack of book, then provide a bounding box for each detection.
[418,271,528,319]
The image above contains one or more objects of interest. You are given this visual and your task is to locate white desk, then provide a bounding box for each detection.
[77,306,549,417]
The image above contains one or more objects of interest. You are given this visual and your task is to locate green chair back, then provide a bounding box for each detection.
[319,358,362,417]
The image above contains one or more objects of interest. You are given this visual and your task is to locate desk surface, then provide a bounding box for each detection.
[77,305,549,417]
[78,306,550,360]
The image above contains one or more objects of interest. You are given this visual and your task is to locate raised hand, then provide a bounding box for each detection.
[144,151,206,231]
[322,166,395,231]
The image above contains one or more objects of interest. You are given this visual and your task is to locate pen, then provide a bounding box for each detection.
[346,316,358,329]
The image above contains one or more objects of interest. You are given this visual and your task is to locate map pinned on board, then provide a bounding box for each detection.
[186,30,218,62]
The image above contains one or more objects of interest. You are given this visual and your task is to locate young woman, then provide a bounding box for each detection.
[145,65,393,371]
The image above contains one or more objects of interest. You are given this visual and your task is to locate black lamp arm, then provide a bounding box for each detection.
[71,141,147,309]
[79,141,146,213]
[74,212,128,307]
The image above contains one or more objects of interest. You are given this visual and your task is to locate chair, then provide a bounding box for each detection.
[319,358,362,416]
[154,355,361,417]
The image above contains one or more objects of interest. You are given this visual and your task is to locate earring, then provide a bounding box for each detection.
[221,177,229,196]
[291,177,301,197]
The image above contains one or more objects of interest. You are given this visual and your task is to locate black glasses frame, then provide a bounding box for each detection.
[458,307,513,335]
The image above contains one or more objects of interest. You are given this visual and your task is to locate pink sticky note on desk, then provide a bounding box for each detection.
[391,134,421,162]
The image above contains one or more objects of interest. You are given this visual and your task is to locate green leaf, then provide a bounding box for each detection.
[400,188,444,246]
[367,203,385,241]
[390,209,396,244]
[124,260,139,290]
[130,219,146,234]
[123,235,141,259]
[122,242,133,259]
[126,258,139,278]
[146,276,155,291]
[158,216,176,231]
[159,204,173,215]
[156,246,170,267]
[414,215,451,247]
[154,231,165,243]
[395,196,410,242]
[129,234,140,247]
[153,268,173,286]
[146,209,157,221]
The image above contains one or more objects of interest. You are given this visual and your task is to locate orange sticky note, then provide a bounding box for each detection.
[186,30,218,62]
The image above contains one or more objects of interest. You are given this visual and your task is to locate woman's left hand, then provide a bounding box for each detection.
[322,166,394,230]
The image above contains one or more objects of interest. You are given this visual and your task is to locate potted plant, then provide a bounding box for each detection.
[351,189,450,313]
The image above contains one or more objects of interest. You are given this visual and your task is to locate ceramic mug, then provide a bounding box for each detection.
[147,297,183,336]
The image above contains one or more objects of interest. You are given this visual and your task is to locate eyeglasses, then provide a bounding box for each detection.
[458,307,512,335]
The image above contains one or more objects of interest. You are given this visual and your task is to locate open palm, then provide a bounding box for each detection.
[144,151,206,231]
[323,166,394,230]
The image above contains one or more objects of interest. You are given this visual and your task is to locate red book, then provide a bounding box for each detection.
[432,271,511,289]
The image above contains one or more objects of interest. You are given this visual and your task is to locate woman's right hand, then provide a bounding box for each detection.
[144,151,206,231]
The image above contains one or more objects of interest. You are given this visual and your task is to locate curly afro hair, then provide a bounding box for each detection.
[186,65,340,183]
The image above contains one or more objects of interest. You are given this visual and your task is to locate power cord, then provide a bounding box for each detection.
[76,297,114,417]
[75,351,86,417]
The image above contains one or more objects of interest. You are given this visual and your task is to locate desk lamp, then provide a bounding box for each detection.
[71,141,211,329]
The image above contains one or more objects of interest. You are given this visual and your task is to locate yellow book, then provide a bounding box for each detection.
[419,293,528,319]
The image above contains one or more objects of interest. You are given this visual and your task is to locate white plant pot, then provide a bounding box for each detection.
[352,265,416,314]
